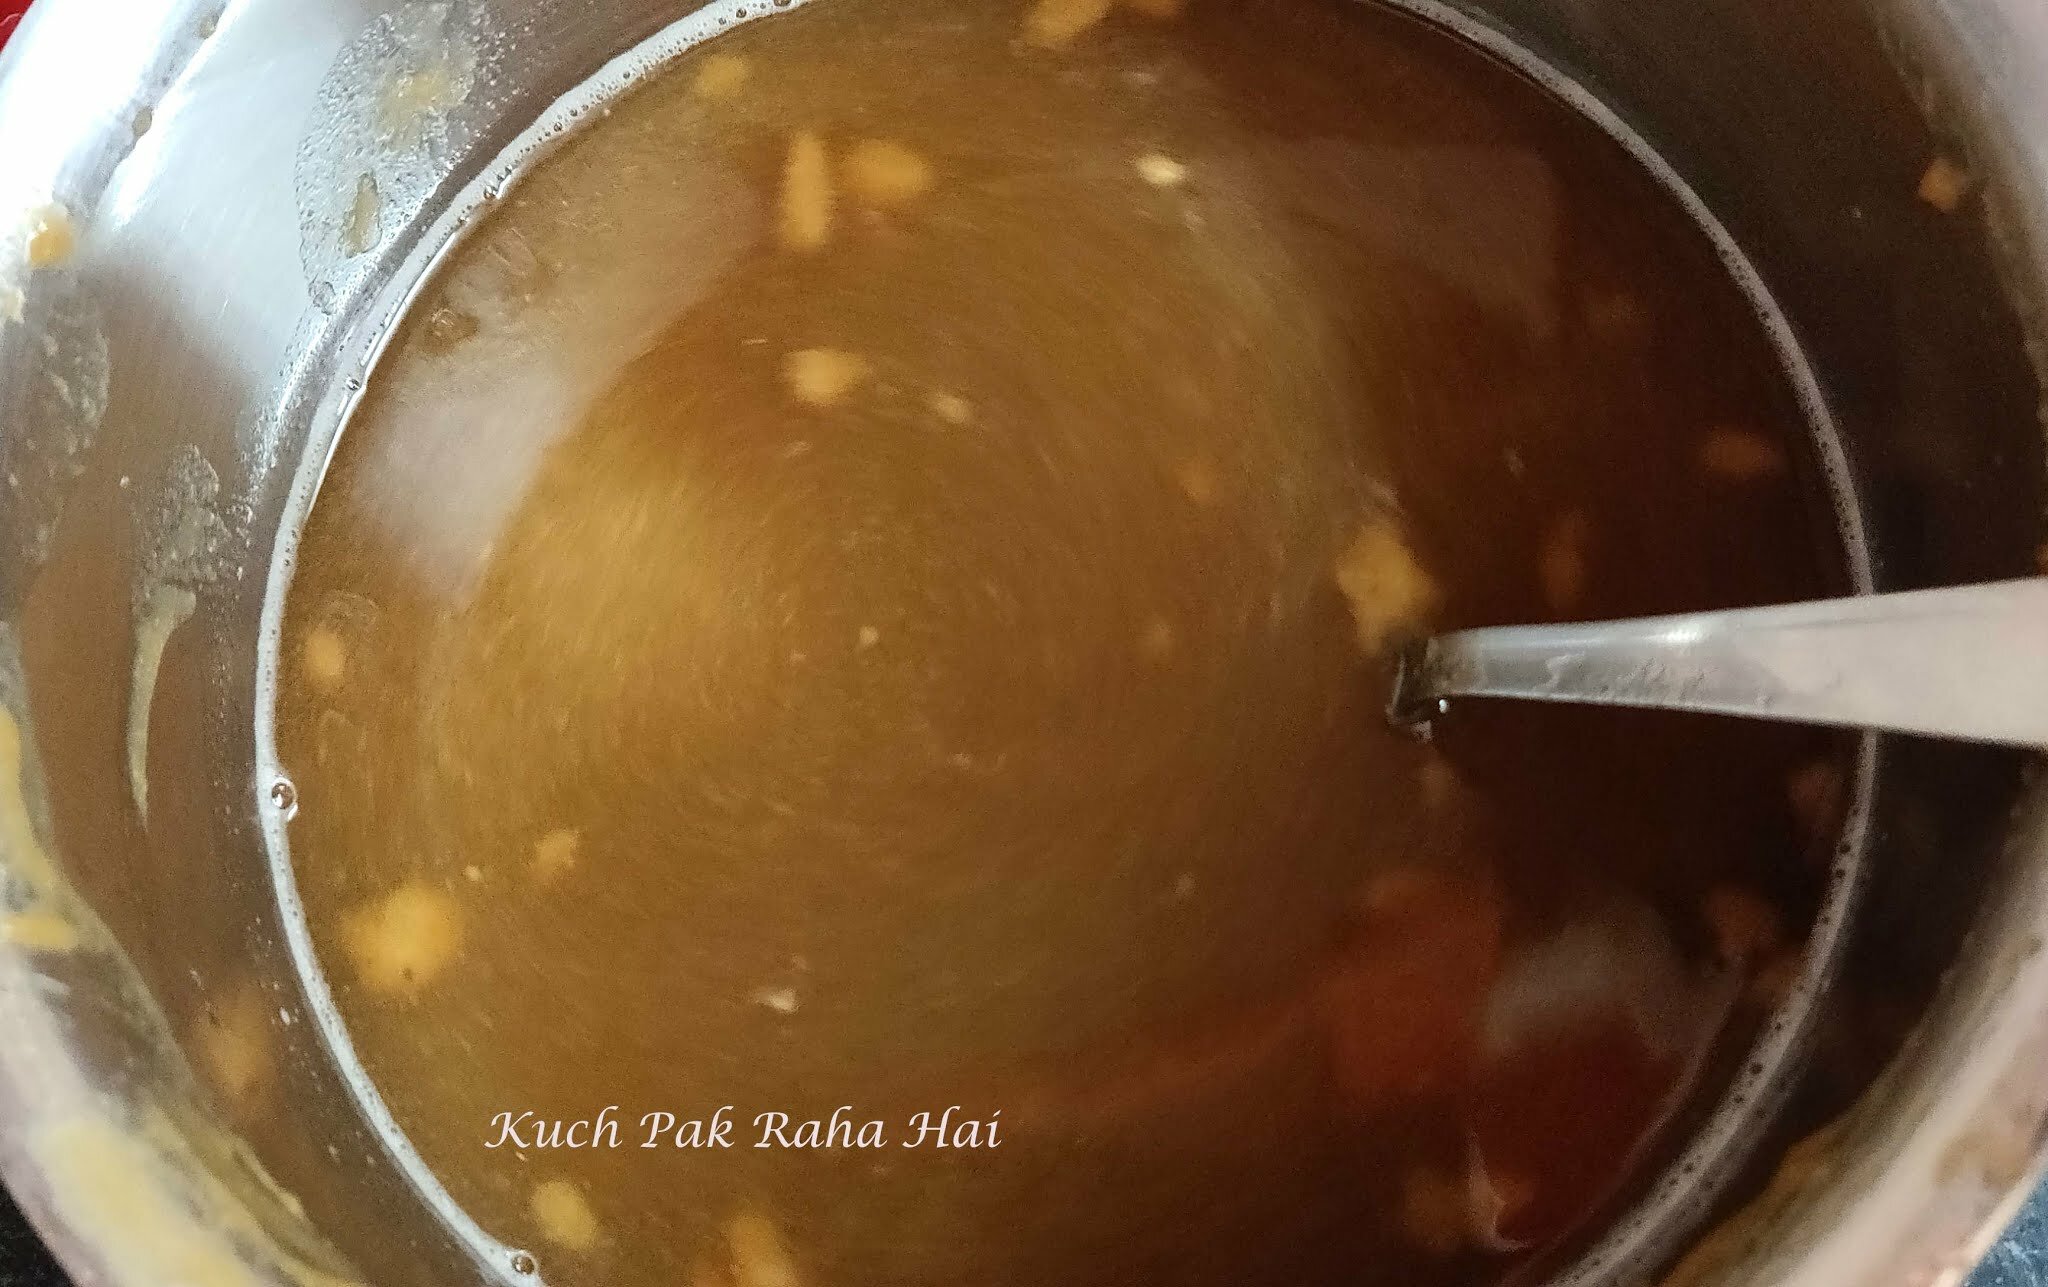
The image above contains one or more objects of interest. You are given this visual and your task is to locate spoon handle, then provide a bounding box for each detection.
[1391,579,2048,747]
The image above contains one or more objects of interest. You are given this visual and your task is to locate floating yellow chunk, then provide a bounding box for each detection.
[300,624,348,693]
[751,985,799,1015]
[927,391,973,425]
[531,1178,601,1252]
[342,880,463,995]
[692,52,751,101]
[727,1209,802,1287]
[1703,885,1783,967]
[2,911,79,953]
[25,203,74,269]
[843,138,933,209]
[783,347,869,408]
[1697,427,1787,482]
[1175,456,1217,505]
[1024,0,1114,48]
[779,130,834,252]
[197,983,274,1115]
[531,827,580,885]
[1333,519,1439,655]
[1917,156,1968,214]
[1138,614,1177,661]
[1538,510,1591,614]
[1134,152,1187,188]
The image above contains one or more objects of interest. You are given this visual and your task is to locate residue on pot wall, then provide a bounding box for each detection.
[341,174,382,259]
[374,27,476,149]
[123,585,195,825]
[0,192,104,651]
[1,247,109,579]
[22,203,76,269]
[294,2,484,308]
[1897,73,2048,570]
[28,1116,270,1287]
[23,1107,366,1287]
[2,629,364,1287]
[124,445,235,824]
[0,705,72,953]
[0,626,93,957]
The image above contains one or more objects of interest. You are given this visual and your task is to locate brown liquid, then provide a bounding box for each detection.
[275,1,1849,1283]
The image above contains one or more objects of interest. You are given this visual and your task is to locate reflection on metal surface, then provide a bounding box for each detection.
[1400,582,2048,747]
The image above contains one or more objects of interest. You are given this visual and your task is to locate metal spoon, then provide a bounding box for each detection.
[1389,578,2048,747]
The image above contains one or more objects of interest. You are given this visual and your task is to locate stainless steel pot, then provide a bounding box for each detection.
[0,0,2042,1284]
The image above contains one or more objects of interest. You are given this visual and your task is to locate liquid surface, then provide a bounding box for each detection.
[274,2,1849,1283]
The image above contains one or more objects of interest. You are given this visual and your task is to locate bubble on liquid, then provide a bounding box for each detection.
[510,1250,538,1276]
[268,776,299,820]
